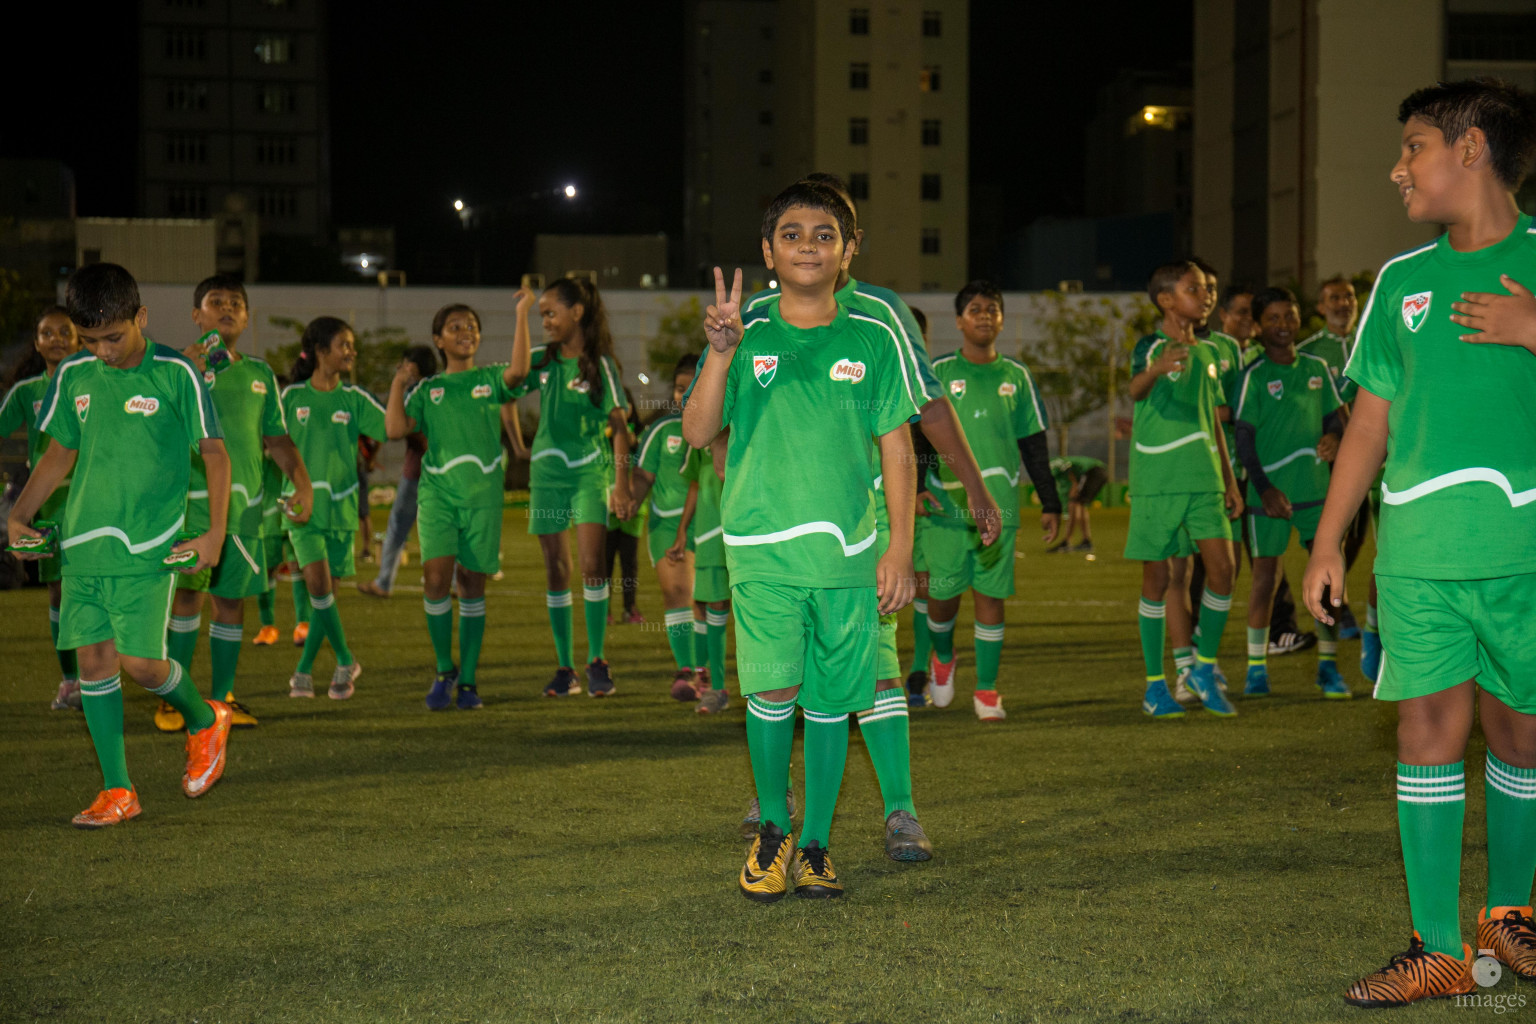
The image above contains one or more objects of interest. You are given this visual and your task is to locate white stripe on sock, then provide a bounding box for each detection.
[973,625,1005,642]
[1201,590,1232,612]
[209,623,242,641]
[49,606,61,624]
[150,660,184,696]
[458,599,486,618]
[664,610,693,627]
[706,610,729,627]
[584,584,610,602]
[424,597,453,615]
[914,600,928,614]
[310,592,335,610]
[927,616,956,634]
[802,709,849,724]
[1137,599,1165,619]
[170,615,201,634]
[545,591,573,608]
[80,674,122,697]
[747,698,796,722]
[1247,643,1267,657]
[1487,759,1536,798]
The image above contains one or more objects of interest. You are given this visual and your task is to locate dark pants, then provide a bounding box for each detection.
[606,529,638,613]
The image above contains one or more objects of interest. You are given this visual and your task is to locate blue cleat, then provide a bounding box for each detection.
[455,685,482,710]
[1360,631,1382,683]
[1316,661,1353,699]
[1243,665,1270,697]
[1211,661,1230,693]
[425,668,458,711]
[1191,662,1238,717]
[1141,679,1185,719]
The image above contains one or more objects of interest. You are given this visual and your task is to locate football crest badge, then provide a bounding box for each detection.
[949,379,967,398]
[75,395,91,421]
[753,355,778,387]
[1267,379,1283,401]
[430,387,445,405]
[296,407,310,425]
[1402,291,1431,332]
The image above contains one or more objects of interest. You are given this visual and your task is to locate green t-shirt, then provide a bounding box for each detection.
[279,379,387,531]
[709,298,923,587]
[523,349,627,485]
[636,413,692,522]
[686,443,726,569]
[0,370,70,520]
[1344,213,1536,578]
[1200,330,1245,470]
[1298,327,1358,402]
[1234,352,1342,508]
[189,355,287,537]
[1129,330,1226,496]
[404,364,517,509]
[925,351,1048,525]
[1050,455,1104,507]
[259,455,286,539]
[39,345,222,576]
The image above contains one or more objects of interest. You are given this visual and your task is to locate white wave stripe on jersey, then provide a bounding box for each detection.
[424,452,505,476]
[1380,467,1536,508]
[725,520,877,558]
[1135,430,1211,455]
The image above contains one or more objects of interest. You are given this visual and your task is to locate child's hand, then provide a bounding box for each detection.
[1224,480,1245,519]
[666,533,687,563]
[1453,275,1536,353]
[609,484,635,522]
[1303,545,1347,625]
[177,532,224,573]
[1150,342,1188,377]
[394,361,421,388]
[916,490,941,516]
[703,267,744,353]
[514,285,537,315]
[1040,511,1061,546]
[1318,433,1341,462]
[6,518,46,559]
[876,550,915,614]
[1260,487,1292,519]
[965,488,1003,546]
[284,483,314,525]
[181,340,209,374]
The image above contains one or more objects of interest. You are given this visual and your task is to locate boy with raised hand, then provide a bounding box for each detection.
[683,181,920,900]
[1232,287,1349,700]
[1304,78,1536,1007]
[6,263,234,827]
[159,276,313,731]
[1128,260,1244,720]
[924,281,1062,722]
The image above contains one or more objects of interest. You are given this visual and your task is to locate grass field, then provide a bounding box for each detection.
[1,505,1527,1023]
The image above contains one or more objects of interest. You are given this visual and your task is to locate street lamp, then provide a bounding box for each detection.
[563,184,577,199]
[453,199,464,211]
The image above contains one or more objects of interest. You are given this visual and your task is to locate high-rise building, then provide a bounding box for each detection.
[138,0,330,252]
[685,0,969,292]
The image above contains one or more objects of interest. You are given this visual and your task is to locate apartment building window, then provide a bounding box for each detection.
[921,228,940,254]
[849,117,869,145]
[922,119,941,146]
[255,35,294,64]
[849,62,870,90]
[849,8,869,35]
[921,65,941,92]
[168,186,208,217]
[848,173,870,201]
[257,83,297,114]
[256,136,298,165]
[165,134,208,165]
[165,30,207,60]
[257,189,298,220]
[921,174,942,201]
[922,10,942,37]
[165,81,210,112]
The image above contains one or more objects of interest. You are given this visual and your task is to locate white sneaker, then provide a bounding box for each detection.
[926,651,957,708]
[1171,667,1199,706]
[289,672,315,698]
[973,690,1006,721]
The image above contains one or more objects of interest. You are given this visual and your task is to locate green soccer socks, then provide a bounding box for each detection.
[693,615,708,671]
[1485,751,1536,912]
[800,708,850,849]
[908,599,932,675]
[927,613,956,665]
[973,621,1003,691]
[1398,761,1466,956]
[150,660,215,733]
[1316,617,1338,666]
[1246,626,1267,671]
[1196,589,1231,663]
[1138,598,1166,681]
[291,579,312,624]
[425,596,455,673]
[257,587,276,627]
[80,674,130,791]
[706,609,728,689]
[546,590,574,667]
[167,613,200,673]
[665,608,693,669]
[856,690,915,817]
[208,620,242,701]
[746,696,797,832]
[297,592,352,673]
[583,583,609,662]
[458,598,485,688]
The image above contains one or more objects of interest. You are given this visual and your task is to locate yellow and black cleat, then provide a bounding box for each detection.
[153,700,185,733]
[792,842,842,899]
[739,823,793,903]
[225,697,259,729]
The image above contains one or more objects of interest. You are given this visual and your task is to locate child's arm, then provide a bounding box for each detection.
[5,439,76,553]
[177,437,230,570]
[709,429,728,482]
[1129,343,1187,401]
[876,426,916,614]
[385,361,420,439]
[609,408,635,521]
[919,400,1001,545]
[668,480,699,563]
[501,403,528,460]
[1302,390,1390,624]
[506,286,536,388]
[1452,274,1536,353]
[1017,431,1062,543]
[682,268,743,448]
[1211,416,1244,518]
[630,466,655,505]
[263,434,314,525]
[1233,420,1289,519]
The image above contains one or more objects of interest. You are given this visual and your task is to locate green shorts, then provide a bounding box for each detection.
[39,553,63,584]
[1124,492,1232,561]
[529,472,608,536]
[209,534,269,599]
[58,573,177,660]
[912,515,929,573]
[695,565,729,604]
[647,514,694,566]
[288,526,356,579]
[1375,574,1536,713]
[262,533,287,572]
[877,612,900,681]
[924,524,1017,601]
[1247,504,1324,559]
[419,499,503,574]
[731,581,878,713]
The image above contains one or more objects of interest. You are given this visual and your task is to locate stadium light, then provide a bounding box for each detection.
[564,184,577,199]
[453,199,465,211]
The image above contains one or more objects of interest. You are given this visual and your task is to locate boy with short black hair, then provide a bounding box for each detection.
[1128,260,1244,719]
[1304,77,1536,1006]
[684,181,920,900]
[6,263,234,827]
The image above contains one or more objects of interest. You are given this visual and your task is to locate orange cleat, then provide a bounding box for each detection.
[1478,905,1536,980]
[252,625,280,646]
[72,787,141,829]
[182,700,233,798]
[1343,935,1475,1007]
[292,622,310,647]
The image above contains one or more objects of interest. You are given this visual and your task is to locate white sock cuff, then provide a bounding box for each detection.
[1487,753,1536,800]
[665,609,693,627]
[857,690,909,724]
[150,660,184,696]
[49,605,61,624]
[80,674,122,697]
[170,614,202,634]
[1200,589,1232,612]
[1137,598,1166,619]
[926,615,956,634]
[584,584,610,603]
[209,622,243,642]
[747,695,797,722]
[424,597,453,616]
[706,610,729,627]
[1397,770,1465,803]
[546,590,573,609]
[1318,640,1338,656]
[310,592,335,610]
[914,599,928,614]
[973,623,1005,643]
[802,708,849,725]
[458,598,486,617]
[1247,643,1267,658]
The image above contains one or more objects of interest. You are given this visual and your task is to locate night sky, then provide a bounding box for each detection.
[2,1,1190,282]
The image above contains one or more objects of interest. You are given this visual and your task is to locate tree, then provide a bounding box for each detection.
[645,296,705,375]
[1029,291,1158,455]
[262,316,412,394]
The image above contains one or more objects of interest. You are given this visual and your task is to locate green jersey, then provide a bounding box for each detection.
[1199,330,1245,470]
[636,413,692,519]
[192,355,287,536]
[710,298,923,587]
[38,345,222,576]
[523,349,627,486]
[404,364,517,509]
[686,443,726,569]
[279,379,387,531]
[1050,455,1104,507]
[1344,213,1536,578]
[1298,327,1358,402]
[1234,352,1342,507]
[0,371,70,520]
[926,351,1048,523]
[1129,330,1226,496]
[259,456,286,539]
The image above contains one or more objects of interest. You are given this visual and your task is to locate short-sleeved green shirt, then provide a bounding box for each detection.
[707,298,923,588]
[1129,330,1226,497]
[1297,327,1358,402]
[189,355,287,536]
[925,351,1049,525]
[0,371,70,520]
[404,364,517,509]
[1344,214,1536,579]
[1234,351,1343,507]
[39,345,222,575]
[523,349,627,486]
[1050,454,1105,507]
[259,455,285,539]
[636,413,692,519]
[279,379,387,531]
[1200,330,1245,469]
[686,443,726,569]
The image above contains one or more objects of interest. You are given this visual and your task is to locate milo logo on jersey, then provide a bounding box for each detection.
[1402,291,1432,332]
[251,380,268,395]
[666,434,683,454]
[998,382,1017,397]
[296,407,310,425]
[1308,376,1323,390]
[1267,379,1284,400]
[472,384,492,399]
[331,410,351,424]
[124,395,160,416]
[829,359,865,383]
[949,379,967,398]
[753,355,778,387]
[566,377,591,394]
[430,387,445,405]
[75,395,91,421]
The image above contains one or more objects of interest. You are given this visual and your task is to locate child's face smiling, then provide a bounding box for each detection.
[192,288,248,344]
[1257,301,1301,355]
[317,328,356,376]
[435,311,481,364]
[35,313,79,367]
[762,205,850,291]
[1391,116,1464,224]
[539,293,580,346]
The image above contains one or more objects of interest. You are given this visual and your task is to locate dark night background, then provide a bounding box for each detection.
[1,1,1191,283]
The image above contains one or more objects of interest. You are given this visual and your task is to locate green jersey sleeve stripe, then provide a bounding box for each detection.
[1344,241,1438,384]
[1235,361,1262,420]
[1004,357,1049,430]
[852,288,935,405]
[849,312,926,414]
[35,360,79,436]
[344,383,388,417]
[635,416,678,467]
[1298,353,1345,405]
[600,356,625,410]
[153,352,216,439]
[402,378,427,407]
[0,375,46,423]
[745,291,776,312]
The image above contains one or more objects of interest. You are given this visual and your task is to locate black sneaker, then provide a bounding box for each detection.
[543,667,577,697]
[587,658,615,697]
[1268,631,1317,656]
[792,842,842,898]
[884,809,933,862]
[905,670,929,708]
[1070,541,1095,553]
